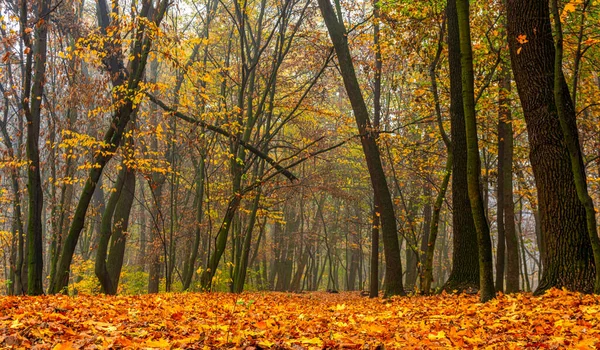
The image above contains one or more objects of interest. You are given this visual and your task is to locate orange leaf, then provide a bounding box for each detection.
[52,342,76,350]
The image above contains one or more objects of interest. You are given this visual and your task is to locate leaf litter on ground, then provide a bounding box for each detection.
[1,288,599,349]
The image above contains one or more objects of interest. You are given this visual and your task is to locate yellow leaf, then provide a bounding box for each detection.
[428,331,446,340]
[335,303,346,311]
[144,338,170,348]
[258,340,275,347]
[463,336,484,345]
[300,337,323,346]
[365,324,387,334]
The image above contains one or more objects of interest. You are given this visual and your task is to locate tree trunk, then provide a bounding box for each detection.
[182,156,205,290]
[95,167,126,294]
[443,0,479,293]
[232,187,261,293]
[456,0,495,302]
[317,0,404,296]
[500,70,520,293]
[0,119,26,295]
[495,83,506,292]
[22,0,50,296]
[106,166,136,294]
[148,180,164,294]
[507,0,596,294]
[550,0,600,294]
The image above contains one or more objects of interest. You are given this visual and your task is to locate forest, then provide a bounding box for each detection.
[2,0,600,347]
[0,0,600,323]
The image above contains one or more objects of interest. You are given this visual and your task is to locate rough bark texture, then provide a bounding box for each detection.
[507,0,595,294]
[443,0,480,293]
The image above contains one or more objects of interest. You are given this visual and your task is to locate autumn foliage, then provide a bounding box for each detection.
[1,289,600,349]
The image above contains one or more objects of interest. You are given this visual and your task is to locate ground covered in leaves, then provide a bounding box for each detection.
[1,289,599,349]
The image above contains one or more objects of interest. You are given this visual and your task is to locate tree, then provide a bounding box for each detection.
[455,0,495,302]
[317,0,404,296]
[421,18,452,295]
[498,65,520,293]
[370,0,382,298]
[49,0,169,294]
[21,0,51,295]
[507,0,596,294]
[442,0,480,293]
[95,127,136,295]
[550,0,600,293]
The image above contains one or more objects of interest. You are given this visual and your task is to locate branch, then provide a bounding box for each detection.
[146,93,298,182]
[240,137,350,196]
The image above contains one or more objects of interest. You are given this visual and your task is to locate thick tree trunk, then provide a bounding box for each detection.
[443,0,479,293]
[507,0,595,294]
[550,0,600,293]
[232,188,261,293]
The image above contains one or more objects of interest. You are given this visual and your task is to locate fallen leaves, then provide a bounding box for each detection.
[0,288,599,349]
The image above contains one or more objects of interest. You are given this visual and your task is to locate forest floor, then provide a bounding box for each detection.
[1,288,599,349]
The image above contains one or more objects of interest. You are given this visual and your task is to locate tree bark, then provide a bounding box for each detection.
[21,0,50,296]
[443,0,480,293]
[106,165,136,294]
[507,0,596,294]
[456,0,496,302]
[550,0,600,294]
[95,166,126,294]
